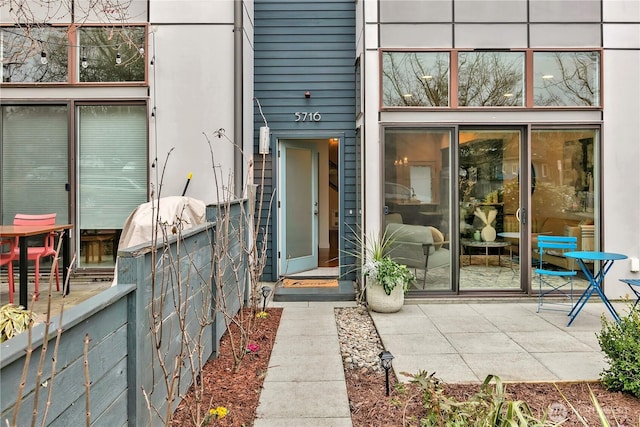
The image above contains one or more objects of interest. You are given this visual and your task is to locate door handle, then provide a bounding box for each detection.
[516,207,527,225]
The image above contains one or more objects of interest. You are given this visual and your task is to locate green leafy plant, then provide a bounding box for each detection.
[363,256,415,295]
[0,303,33,343]
[597,304,640,398]
[406,371,554,426]
[344,225,415,296]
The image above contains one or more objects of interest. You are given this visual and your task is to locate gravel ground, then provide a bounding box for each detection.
[335,306,385,374]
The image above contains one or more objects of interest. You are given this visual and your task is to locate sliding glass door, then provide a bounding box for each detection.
[458,129,524,292]
[529,129,598,293]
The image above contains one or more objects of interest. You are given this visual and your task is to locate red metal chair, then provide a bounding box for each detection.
[1,239,17,303]
[11,214,60,300]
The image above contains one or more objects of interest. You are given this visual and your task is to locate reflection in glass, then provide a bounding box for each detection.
[458,130,522,290]
[530,129,598,293]
[458,52,524,107]
[78,27,145,82]
[531,130,597,235]
[382,52,449,107]
[1,27,69,83]
[383,128,451,292]
[285,147,313,258]
[533,52,600,106]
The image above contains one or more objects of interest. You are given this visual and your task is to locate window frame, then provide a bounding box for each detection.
[380,48,603,111]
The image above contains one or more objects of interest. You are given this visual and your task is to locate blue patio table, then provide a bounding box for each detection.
[563,251,627,326]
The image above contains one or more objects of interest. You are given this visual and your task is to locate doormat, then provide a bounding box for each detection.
[282,278,339,288]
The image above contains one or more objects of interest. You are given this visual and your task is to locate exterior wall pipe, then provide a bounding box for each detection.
[234,0,243,196]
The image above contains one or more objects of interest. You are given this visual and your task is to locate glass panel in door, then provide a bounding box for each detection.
[280,142,318,274]
[459,129,522,291]
[530,129,598,294]
[78,105,147,267]
[1,106,69,224]
[383,128,452,292]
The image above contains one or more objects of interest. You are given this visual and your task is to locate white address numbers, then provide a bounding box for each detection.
[294,112,322,122]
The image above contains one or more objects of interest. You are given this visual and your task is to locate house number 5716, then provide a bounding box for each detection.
[294,112,322,122]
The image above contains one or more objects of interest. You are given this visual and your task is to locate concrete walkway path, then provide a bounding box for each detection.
[254,300,626,425]
[254,302,357,427]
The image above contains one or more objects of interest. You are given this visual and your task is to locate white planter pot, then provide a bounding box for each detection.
[366,279,405,313]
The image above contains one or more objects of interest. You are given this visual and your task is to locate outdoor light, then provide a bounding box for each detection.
[261,286,271,312]
[379,350,394,396]
[40,51,48,65]
[116,52,122,65]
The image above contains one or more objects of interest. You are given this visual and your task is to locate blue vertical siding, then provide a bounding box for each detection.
[254,0,357,280]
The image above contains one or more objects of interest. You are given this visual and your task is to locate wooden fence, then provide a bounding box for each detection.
[0,201,248,426]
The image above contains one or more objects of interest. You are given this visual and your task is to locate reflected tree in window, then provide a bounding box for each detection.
[382,52,449,107]
[457,52,524,107]
[534,52,600,106]
[79,27,145,82]
[1,27,68,83]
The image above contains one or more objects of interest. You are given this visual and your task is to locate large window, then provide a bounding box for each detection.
[381,50,601,109]
[1,27,69,83]
[533,52,600,106]
[1,25,146,84]
[458,52,524,107]
[382,52,449,107]
[78,27,146,83]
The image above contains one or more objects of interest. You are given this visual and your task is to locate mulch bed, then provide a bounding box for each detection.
[346,369,640,426]
[172,307,282,427]
[172,305,640,426]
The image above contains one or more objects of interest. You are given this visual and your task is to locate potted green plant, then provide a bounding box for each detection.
[353,227,415,313]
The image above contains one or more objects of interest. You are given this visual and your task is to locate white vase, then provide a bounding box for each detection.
[366,279,404,313]
[481,225,496,242]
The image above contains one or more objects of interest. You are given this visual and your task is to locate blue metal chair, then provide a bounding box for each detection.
[535,235,578,313]
[619,279,640,309]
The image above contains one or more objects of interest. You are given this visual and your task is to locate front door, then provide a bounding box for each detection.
[278,140,319,275]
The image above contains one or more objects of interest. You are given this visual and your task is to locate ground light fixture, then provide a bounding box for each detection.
[379,350,394,396]
[261,286,271,312]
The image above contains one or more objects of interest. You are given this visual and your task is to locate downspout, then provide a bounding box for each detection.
[234,0,243,196]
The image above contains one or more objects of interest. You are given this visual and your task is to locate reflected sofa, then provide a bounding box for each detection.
[384,223,450,287]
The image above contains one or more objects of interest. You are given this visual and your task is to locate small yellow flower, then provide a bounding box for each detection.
[215,406,228,419]
[256,311,269,319]
[208,408,216,416]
